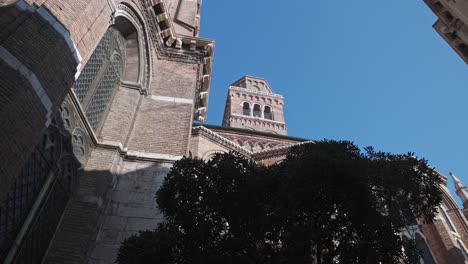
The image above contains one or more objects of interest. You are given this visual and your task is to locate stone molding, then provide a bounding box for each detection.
[230,85,283,98]
[14,0,82,76]
[192,126,252,156]
[229,115,287,132]
[253,140,315,160]
[115,4,150,91]
[193,125,315,161]
[68,90,180,163]
[138,0,214,121]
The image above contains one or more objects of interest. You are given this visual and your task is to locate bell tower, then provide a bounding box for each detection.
[222,76,287,135]
[451,172,468,219]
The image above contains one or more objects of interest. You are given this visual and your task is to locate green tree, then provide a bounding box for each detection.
[116,140,442,264]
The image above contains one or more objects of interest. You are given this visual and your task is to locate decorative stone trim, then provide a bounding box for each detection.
[14,0,83,77]
[120,80,146,94]
[229,115,287,133]
[253,140,315,160]
[67,90,179,163]
[230,114,286,125]
[230,86,283,98]
[148,95,193,104]
[192,126,253,156]
[115,4,149,89]
[139,0,215,122]
[193,126,314,161]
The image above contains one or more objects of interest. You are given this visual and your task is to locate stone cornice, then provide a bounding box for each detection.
[139,0,214,121]
[253,140,315,160]
[230,86,283,98]
[192,126,252,157]
[230,114,286,126]
[192,125,315,161]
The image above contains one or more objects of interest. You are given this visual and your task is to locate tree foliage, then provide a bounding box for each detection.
[116,140,443,264]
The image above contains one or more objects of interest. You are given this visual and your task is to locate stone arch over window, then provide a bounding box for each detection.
[71,5,149,136]
[264,105,273,120]
[243,102,251,116]
[253,104,261,117]
[114,3,148,85]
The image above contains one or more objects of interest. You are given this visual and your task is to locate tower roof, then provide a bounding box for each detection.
[231,76,275,95]
[450,172,465,189]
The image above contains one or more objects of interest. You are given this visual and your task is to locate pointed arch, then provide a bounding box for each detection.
[115,3,150,87]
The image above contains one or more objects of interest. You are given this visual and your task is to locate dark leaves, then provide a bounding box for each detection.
[117,141,443,264]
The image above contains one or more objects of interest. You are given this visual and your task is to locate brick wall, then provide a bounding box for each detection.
[1,0,210,262]
[128,99,193,156]
[99,86,141,144]
[189,134,230,159]
[0,3,79,196]
[421,187,468,264]
[0,61,47,195]
[149,58,199,99]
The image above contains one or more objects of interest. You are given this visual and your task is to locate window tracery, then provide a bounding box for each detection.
[72,27,125,133]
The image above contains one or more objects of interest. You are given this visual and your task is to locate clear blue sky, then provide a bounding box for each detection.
[200,1,468,203]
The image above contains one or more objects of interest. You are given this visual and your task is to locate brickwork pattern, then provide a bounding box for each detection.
[190,134,231,160]
[128,99,193,156]
[149,57,199,99]
[1,1,211,263]
[0,4,77,195]
[99,86,141,144]
[1,5,77,105]
[0,61,47,195]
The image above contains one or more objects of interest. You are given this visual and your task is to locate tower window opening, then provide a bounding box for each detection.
[434,2,444,11]
[253,104,261,117]
[443,11,454,21]
[243,102,251,116]
[264,106,272,120]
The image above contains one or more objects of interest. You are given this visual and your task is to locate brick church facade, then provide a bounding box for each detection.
[0,0,468,263]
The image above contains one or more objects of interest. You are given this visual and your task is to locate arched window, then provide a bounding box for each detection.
[72,27,124,132]
[243,102,251,116]
[440,204,457,233]
[253,104,261,117]
[264,106,273,120]
[415,233,436,264]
